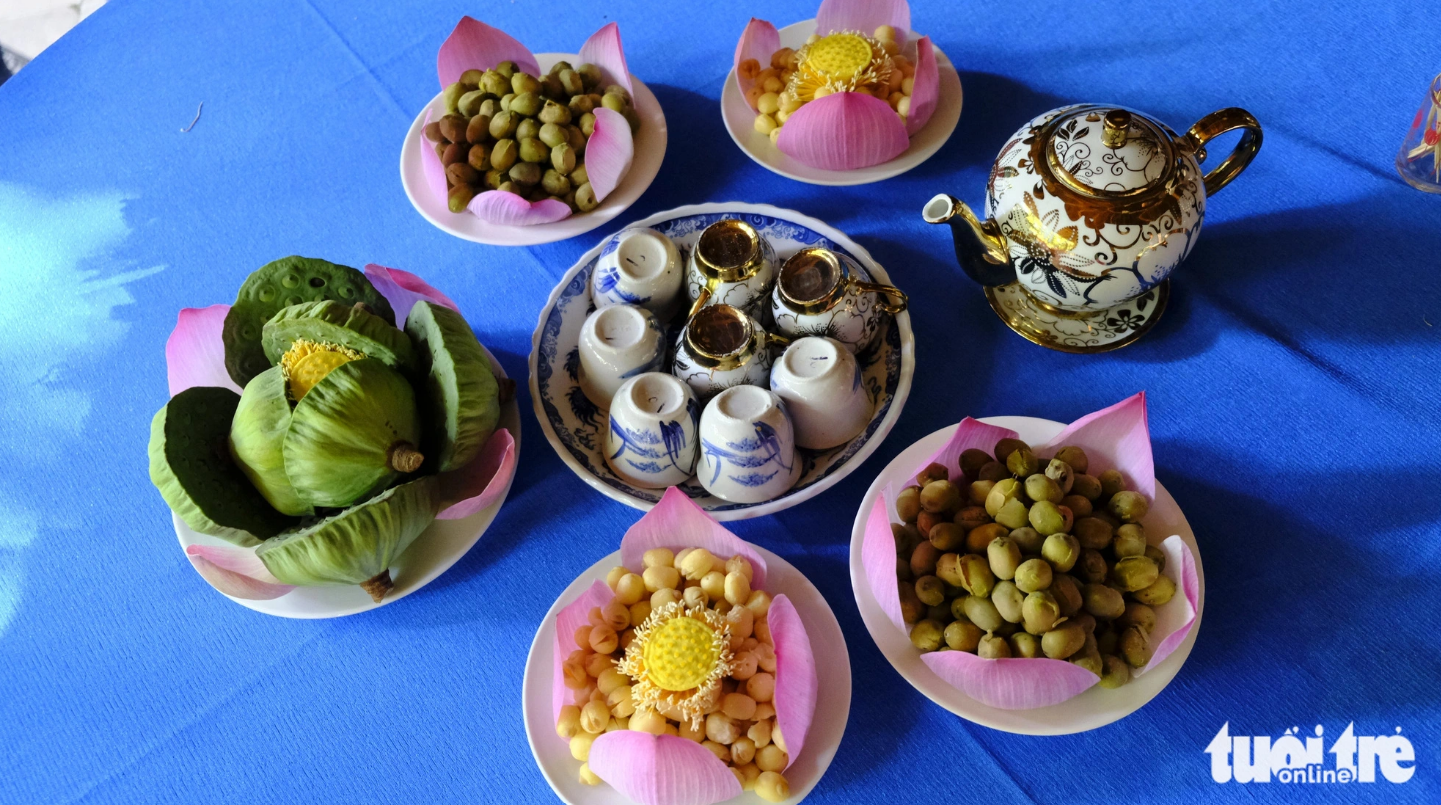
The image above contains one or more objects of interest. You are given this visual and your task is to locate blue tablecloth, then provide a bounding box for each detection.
[2,0,1438,802]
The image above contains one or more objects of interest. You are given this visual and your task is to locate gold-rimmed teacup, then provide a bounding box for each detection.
[770,247,907,353]
[673,303,787,401]
[685,219,779,318]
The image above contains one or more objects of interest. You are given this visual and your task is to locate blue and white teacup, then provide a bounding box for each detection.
[770,247,907,353]
[697,385,801,504]
[590,228,684,319]
[769,336,872,450]
[578,304,666,409]
[672,303,786,402]
[685,218,779,317]
[604,372,700,489]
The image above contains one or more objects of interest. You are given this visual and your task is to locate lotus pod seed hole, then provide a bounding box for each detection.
[309,277,326,288]
[282,273,301,288]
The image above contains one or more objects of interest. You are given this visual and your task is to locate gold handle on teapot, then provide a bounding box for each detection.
[1180,107,1263,196]
[852,281,909,315]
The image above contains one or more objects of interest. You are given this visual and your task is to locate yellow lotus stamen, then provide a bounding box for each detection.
[806,33,872,80]
[617,602,733,729]
[280,338,364,400]
[787,31,894,103]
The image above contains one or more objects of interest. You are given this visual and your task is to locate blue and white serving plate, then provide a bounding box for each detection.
[528,202,915,520]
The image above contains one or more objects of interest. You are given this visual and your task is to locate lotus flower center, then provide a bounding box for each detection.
[806,33,872,80]
[281,339,364,400]
[642,616,722,691]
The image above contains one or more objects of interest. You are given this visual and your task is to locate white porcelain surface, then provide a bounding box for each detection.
[603,373,699,489]
[523,545,851,805]
[697,385,800,504]
[849,416,1205,735]
[720,20,963,187]
[770,252,888,353]
[770,337,871,450]
[529,202,915,521]
[590,228,684,319]
[577,304,665,409]
[399,53,668,247]
[684,227,779,316]
[672,308,776,402]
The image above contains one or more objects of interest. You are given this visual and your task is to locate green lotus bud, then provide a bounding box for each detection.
[1044,459,1074,495]
[1114,524,1146,558]
[977,634,1011,659]
[910,619,944,652]
[1071,651,1103,676]
[944,619,981,652]
[1119,625,1153,667]
[261,299,415,374]
[1073,516,1114,550]
[1098,469,1125,499]
[1098,654,1131,688]
[920,479,961,513]
[1041,532,1080,572]
[1109,490,1150,523]
[1041,621,1086,660]
[987,535,1022,580]
[229,366,312,516]
[1008,526,1043,555]
[991,580,1023,623]
[993,438,1029,464]
[149,387,296,544]
[1014,558,1053,593]
[1053,446,1089,474]
[1112,556,1160,592]
[1028,500,1066,535]
[961,595,1003,632]
[1083,583,1126,619]
[1050,573,1084,617]
[406,301,500,474]
[984,478,1023,517]
[994,496,1030,530]
[283,358,421,508]
[1009,631,1041,658]
[1021,590,1060,635]
[1070,473,1102,501]
[1117,602,1157,633]
[958,554,994,597]
[1132,574,1177,606]
[1024,473,1062,504]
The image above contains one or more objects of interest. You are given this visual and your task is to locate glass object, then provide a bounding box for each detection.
[1396,72,1441,193]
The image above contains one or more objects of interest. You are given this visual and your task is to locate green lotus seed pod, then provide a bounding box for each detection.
[1009,632,1041,658]
[257,475,438,600]
[959,448,992,482]
[149,387,297,544]
[1024,473,1062,504]
[1014,558,1053,593]
[895,485,921,522]
[1112,556,1160,592]
[1041,532,1080,572]
[1062,494,1092,518]
[977,461,1008,482]
[1109,490,1150,523]
[935,552,964,587]
[1071,473,1102,501]
[1021,590,1060,635]
[993,438,1030,465]
[1119,625,1153,667]
[539,99,572,125]
[443,81,467,114]
[1050,573,1083,617]
[1006,447,1039,477]
[222,257,395,387]
[261,300,415,373]
[944,619,982,652]
[575,182,598,212]
[1041,621,1086,660]
[283,358,421,508]
[1051,446,1088,474]
[229,366,312,516]
[977,634,1011,659]
[405,300,500,473]
[961,595,1003,632]
[954,506,990,533]
[1028,500,1066,535]
[987,536,1022,580]
[993,496,1030,530]
[1044,459,1074,495]
[1144,544,1166,573]
[1073,516,1114,550]
[985,478,1023,517]
[511,72,541,95]
[1098,654,1130,688]
[958,554,994,597]
[1071,651,1103,676]
[480,70,510,96]
[928,522,965,551]
[493,61,516,79]
[1117,602,1157,633]
[489,110,518,139]
[1098,469,1125,499]
[1132,574,1177,606]
[509,161,542,186]
[510,91,543,118]
[966,522,1008,553]
[1114,524,1146,558]
[1009,526,1043,555]
[914,575,945,607]
[1078,549,1108,584]
[515,117,541,142]
[910,619,944,652]
[990,580,1023,623]
[1096,627,1119,656]
[920,479,961,513]
[1083,583,1126,619]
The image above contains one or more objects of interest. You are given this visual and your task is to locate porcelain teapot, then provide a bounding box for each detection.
[924,104,1261,313]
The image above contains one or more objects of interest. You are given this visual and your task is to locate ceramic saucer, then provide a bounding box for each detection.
[984,281,1169,354]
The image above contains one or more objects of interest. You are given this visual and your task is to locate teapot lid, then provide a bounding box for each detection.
[1044,107,1176,195]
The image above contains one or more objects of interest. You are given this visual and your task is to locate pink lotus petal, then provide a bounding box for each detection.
[419,109,449,208]
[621,487,768,589]
[363,264,459,328]
[437,428,517,519]
[861,496,905,630]
[776,91,910,171]
[466,191,573,226]
[733,18,780,112]
[166,305,241,397]
[816,0,911,42]
[917,417,1020,487]
[904,36,938,136]
[588,732,742,805]
[768,595,816,769]
[1136,535,1200,677]
[585,107,635,203]
[553,580,615,724]
[185,544,293,600]
[1036,392,1155,502]
[436,16,539,87]
[578,22,632,97]
[921,651,1099,710]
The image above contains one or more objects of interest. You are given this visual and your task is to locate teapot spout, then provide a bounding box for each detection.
[922,194,1014,287]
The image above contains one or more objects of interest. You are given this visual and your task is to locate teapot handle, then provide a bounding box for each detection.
[1180,107,1263,196]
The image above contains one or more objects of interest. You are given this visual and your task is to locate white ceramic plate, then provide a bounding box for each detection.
[400,53,668,246]
[848,416,1206,735]
[523,545,851,805]
[528,202,915,521]
[173,354,522,619]
[721,20,962,186]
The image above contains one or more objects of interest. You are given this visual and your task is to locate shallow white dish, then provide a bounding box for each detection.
[720,20,962,186]
[400,53,668,246]
[173,355,521,619]
[522,545,851,805]
[528,202,915,521]
[847,416,1206,735]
